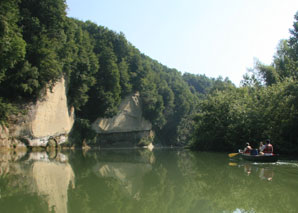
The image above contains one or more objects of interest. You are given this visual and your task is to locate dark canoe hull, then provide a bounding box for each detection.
[241,154,278,162]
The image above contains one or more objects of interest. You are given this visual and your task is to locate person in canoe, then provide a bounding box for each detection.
[263,139,273,155]
[259,141,265,155]
[243,142,253,154]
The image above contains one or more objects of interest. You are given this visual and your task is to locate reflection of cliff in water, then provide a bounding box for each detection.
[0,151,74,213]
[97,149,155,164]
[94,162,151,198]
[3,149,297,213]
[93,149,154,198]
[32,160,75,213]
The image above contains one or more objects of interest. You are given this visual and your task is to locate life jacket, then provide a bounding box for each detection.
[263,144,273,154]
[244,146,252,154]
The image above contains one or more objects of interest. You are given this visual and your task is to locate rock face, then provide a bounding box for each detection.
[92,92,151,133]
[0,125,10,149]
[31,78,74,141]
[28,78,74,146]
[92,92,153,147]
[0,78,74,148]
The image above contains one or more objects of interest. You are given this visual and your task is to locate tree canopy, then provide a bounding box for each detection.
[191,11,298,154]
[0,0,226,145]
[2,0,297,153]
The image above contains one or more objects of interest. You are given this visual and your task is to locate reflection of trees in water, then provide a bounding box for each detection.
[1,149,297,213]
[67,149,155,213]
[68,149,225,212]
[94,162,152,197]
[224,162,298,213]
[66,150,298,213]
[0,150,74,213]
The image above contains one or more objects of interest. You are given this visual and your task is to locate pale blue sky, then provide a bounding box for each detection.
[66,0,298,85]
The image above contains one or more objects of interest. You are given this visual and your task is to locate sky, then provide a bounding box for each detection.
[66,0,298,86]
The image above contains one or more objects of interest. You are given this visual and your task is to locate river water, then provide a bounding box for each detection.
[0,148,297,213]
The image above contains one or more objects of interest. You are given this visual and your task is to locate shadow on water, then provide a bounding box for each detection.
[1,148,298,213]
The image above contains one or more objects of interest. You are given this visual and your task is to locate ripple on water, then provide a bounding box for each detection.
[275,161,298,167]
[251,161,298,167]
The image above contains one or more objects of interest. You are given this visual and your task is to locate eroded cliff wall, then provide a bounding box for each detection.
[0,78,74,148]
[92,92,153,147]
[31,78,74,139]
[92,92,151,133]
[28,78,75,146]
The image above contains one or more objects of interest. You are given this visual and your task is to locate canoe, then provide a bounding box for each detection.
[241,154,278,162]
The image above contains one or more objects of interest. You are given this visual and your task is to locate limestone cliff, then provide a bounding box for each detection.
[31,78,74,141]
[92,92,153,147]
[28,77,75,146]
[0,125,11,148]
[0,78,74,148]
[92,92,151,133]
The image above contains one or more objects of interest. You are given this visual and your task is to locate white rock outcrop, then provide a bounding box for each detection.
[1,77,74,148]
[31,78,74,138]
[28,78,74,146]
[0,125,10,148]
[92,92,151,133]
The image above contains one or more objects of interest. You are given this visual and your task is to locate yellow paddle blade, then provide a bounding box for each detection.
[228,153,239,158]
[229,162,238,166]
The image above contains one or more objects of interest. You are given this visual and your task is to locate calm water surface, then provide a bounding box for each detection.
[0,149,298,213]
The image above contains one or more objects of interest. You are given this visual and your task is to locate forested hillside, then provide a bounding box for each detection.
[191,12,298,154]
[4,0,296,153]
[0,0,233,146]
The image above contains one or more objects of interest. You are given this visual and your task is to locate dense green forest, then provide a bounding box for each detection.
[191,12,298,154]
[1,0,298,154]
[0,0,232,146]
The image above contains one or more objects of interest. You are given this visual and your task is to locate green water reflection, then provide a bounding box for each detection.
[0,149,298,213]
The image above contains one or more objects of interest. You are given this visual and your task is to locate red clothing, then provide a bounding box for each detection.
[263,144,273,154]
[244,146,252,154]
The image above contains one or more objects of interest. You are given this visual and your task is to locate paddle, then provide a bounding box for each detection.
[228,153,240,158]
